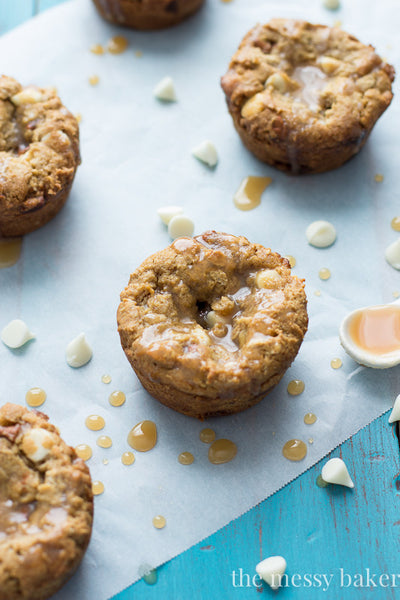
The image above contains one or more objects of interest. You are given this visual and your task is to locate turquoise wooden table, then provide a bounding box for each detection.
[2,3,400,599]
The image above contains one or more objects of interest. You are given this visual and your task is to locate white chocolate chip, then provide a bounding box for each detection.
[265,73,287,93]
[22,428,55,462]
[389,394,400,423]
[1,319,35,349]
[319,56,340,75]
[256,269,282,288]
[306,220,337,248]
[256,556,287,590]
[157,205,184,225]
[321,457,354,488]
[323,0,340,9]
[205,311,228,328]
[66,333,93,368]
[192,141,218,167]
[385,239,400,270]
[168,215,194,240]
[11,88,44,106]
[153,76,177,102]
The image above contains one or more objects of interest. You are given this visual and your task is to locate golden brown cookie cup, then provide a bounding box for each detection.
[0,403,93,600]
[118,231,308,418]
[0,76,80,237]
[92,0,205,30]
[221,19,394,174]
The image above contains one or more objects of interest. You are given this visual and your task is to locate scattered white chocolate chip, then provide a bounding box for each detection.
[319,56,340,75]
[321,457,354,488]
[306,220,337,248]
[265,73,287,93]
[168,215,194,240]
[191,141,218,168]
[66,333,93,368]
[153,76,177,102]
[22,428,55,462]
[389,394,400,423]
[1,319,35,349]
[157,205,184,225]
[11,88,44,106]
[385,239,400,270]
[256,556,287,590]
[323,0,340,9]
[256,269,282,288]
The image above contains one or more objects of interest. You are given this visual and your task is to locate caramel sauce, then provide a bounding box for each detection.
[97,435,112,448]
[143,568,157,585]
[374,173,384,183]
[90,43,104,55]
[282,439,307,461]
[127,420,157,452]
[199,428,216,443]
[330,358,342,369]
[107,35,128,54]
[109,391,126,407]
[92,481,104,496]
[319,268,331,280]
[348,306,400,354]
[121,451,135,465]
[391,217,400,232]
[75,113,82,124]
[152,515,166,529]
[108,391,126,406]
[178,451,194,465]
[233,176,272,211]
[208,439,237,464]
[25,387,46,407]
[85,415,105,431]
[304,412,317,425]
[88,75,99,86]
[316,474,329,488]
[287,379,305,396]
[101,374,112,384]
[75,444,92,461]
[0,238,22,269]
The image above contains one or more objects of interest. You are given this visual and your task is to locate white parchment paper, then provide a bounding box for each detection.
[1,0,400,598]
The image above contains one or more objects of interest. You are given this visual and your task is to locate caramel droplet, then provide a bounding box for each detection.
[282,439,307,461]
[391,217,400,232]
[208,439,237,464]
[152,515,166,529]
[127,420,157,452]
[90,43,104,55]
[97,435,112,448]
[75,444,92,461]
[85,415,105,431]
[109,391,126,407]
[374,173,384,183]
[304,412,317,425]
[233,176,272,211]
[178,451,194,465]
[107,35,128,54]
[101,374,112,384]
[92,480,104,495]
[199,428,216,443]
[121,451,135,465]
[0,238,22,269]
[319,268,331,280]
[330,358,342,369]
[287,379,305,396]
[25,387,46,407]
[88,75,99,86]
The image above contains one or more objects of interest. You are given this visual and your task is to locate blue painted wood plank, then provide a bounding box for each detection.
[0,1,34,34]
[114,413,400,599]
